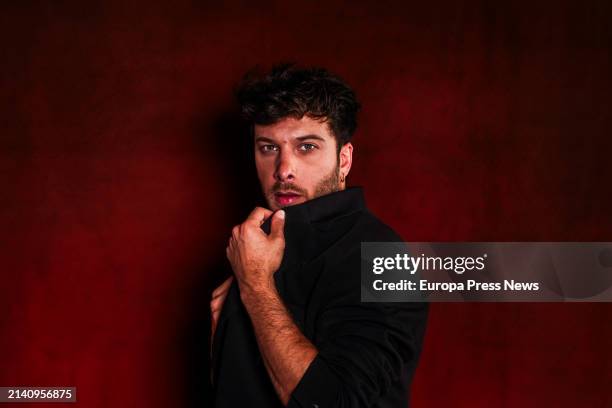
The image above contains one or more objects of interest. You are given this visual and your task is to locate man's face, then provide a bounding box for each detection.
[254,116,353,211]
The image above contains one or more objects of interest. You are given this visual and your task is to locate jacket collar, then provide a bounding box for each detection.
[281,186,366,224]
[264,187,367,298]
[260,186,366,266]
[261,187,366,263]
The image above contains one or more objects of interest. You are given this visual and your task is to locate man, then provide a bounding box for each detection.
[210,64,428,408]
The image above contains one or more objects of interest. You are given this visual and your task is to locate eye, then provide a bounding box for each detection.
[298,143,317,152]
[260,144,279,153]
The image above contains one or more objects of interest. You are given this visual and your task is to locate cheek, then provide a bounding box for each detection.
[301,155,337,189]
[302,150,334,169]
[255,158,274,183]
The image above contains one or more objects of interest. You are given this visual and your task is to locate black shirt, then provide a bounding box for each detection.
[211,187,428,408]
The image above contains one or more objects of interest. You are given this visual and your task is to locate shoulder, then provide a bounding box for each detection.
[350,209,404,243]
[320,210,403,289]
[326,209,403,264]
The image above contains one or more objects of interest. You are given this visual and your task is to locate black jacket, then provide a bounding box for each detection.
[211,187,428,408]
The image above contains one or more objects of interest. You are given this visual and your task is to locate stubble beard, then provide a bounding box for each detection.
[312,163,342,199]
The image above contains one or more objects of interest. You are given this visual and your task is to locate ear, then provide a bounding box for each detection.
[339,142,353,180]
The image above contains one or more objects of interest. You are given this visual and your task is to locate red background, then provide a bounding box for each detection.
[1,1,611,407]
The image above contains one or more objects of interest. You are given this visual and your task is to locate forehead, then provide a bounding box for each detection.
[253,116,334,142]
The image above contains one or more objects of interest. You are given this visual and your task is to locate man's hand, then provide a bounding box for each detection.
[225,207,317,405]
[226,207,285,296]
[210,275,234,354]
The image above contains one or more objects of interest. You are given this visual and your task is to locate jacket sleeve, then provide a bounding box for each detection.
[286,247,428,408]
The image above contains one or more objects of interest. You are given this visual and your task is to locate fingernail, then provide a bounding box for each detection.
[277,210,285,219]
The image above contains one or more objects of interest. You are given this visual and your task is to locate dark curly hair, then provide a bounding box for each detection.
[235,64,361,151]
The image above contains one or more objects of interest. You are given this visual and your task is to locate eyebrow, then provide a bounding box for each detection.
[296,134,326,143]
[254,134,327,144]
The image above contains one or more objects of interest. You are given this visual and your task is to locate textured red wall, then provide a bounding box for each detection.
[1,1,611,407]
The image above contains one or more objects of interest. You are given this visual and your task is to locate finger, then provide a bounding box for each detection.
[211,296,222,312]
[269,210,286,240]
[245,207,273,226]
[212,276,234,296]
[211,292,229,314]
[220,275,234,292]
[212,276,234,299]
[213,293,229,314]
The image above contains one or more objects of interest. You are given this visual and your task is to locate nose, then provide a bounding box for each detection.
[275,149,296,182]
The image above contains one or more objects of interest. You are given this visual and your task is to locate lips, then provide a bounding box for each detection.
[274,191,303,206]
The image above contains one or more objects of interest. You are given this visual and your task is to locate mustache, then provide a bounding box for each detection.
[271,182,307,195]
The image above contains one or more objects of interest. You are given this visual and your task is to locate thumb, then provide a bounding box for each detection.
[269,210,286,240]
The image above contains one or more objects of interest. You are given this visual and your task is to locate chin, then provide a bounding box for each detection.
[266,197,281,211]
